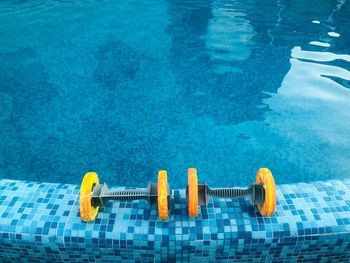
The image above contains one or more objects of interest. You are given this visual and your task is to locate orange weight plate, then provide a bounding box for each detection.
[187,168,199,217]
[157,170,169,220]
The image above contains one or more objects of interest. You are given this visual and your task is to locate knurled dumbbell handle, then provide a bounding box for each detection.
[207,186,253,198]
[101,189,149,201]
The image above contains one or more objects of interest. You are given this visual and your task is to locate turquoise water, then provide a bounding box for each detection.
[0,0,349,187]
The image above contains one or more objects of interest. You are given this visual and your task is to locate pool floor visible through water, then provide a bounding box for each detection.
[0,0,349,188]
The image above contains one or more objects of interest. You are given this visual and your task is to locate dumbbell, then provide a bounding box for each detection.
[186,168,276,217]
[79,170,170,221]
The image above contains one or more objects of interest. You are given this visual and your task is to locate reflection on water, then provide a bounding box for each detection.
[259,0,350,183]
[0,0,349,186]
[165,0,283,126]
[206,0,255,64]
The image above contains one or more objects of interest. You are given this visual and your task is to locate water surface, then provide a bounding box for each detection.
[0,0,349,187]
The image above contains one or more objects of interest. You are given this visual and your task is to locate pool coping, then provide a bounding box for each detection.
[1,178,350,262]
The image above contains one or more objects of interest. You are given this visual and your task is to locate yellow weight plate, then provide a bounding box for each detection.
[80,172,99,222]
[256,168,276,217]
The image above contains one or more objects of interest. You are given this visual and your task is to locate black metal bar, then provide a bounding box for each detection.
[207,185,253,198]
[102,189,149,201]
[90,183,168,207]
[91,183,151,207]
[204,184,265,206]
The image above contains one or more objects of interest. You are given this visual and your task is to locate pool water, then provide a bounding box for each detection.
[0,0,349,188]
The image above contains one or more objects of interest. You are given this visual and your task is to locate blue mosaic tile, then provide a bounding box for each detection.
[0,179,350,262]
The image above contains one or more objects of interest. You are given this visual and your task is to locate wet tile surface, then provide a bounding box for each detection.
[0,179,350,262]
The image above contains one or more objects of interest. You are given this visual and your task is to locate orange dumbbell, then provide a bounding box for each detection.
[186,168,276,217]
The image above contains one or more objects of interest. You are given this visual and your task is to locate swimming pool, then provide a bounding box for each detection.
[0,0,349,189]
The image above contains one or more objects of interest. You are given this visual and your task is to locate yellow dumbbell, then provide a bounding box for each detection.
[80,170,170,222]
